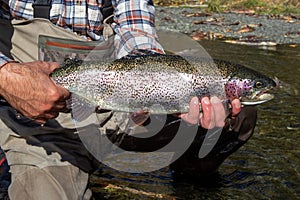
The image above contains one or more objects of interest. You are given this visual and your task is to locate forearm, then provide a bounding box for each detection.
[112,0,165,58]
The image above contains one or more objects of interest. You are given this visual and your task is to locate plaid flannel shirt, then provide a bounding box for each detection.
[0,0,164,67]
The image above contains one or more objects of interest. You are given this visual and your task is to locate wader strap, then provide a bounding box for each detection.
[32,0,52,19]
[101,0,114,22]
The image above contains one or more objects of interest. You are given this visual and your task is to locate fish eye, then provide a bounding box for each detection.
[254,80,264,88]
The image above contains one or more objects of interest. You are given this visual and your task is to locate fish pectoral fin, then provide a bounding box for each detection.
[67,93,96,122]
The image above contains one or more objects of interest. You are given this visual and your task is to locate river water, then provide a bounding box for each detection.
[90,37,300,199]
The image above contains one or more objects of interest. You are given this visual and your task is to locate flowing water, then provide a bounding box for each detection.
[90,39,300,199]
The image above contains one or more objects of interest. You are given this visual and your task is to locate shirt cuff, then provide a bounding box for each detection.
[0,54,14,68]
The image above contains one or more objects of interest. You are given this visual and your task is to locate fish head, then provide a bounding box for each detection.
[225,67,277,105]
[51,58,84,87]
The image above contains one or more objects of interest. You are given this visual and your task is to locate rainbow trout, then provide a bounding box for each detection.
[51,54,276,114]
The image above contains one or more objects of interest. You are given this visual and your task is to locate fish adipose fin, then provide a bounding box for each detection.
[66,93,96,122]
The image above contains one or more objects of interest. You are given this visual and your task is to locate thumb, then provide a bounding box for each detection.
[40,62,60,75]
[48,62,61,73]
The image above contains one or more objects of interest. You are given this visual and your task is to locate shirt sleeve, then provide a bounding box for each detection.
[111,0,165,58]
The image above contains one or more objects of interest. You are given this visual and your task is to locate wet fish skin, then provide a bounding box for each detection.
[51,54,276,114]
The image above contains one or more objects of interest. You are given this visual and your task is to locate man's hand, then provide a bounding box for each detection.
[179,97,241,129]
[0,61,70,124]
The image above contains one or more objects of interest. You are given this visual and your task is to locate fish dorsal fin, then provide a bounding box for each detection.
[66,93,96,122]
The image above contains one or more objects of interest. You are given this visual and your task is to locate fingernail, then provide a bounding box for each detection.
[203,97,210,104]
[193,97,199,105]
[211,96,220,104]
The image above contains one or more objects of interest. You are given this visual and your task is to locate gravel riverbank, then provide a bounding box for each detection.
[155,6,300,45]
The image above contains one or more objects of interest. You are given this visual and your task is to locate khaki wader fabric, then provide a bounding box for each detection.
[1,18,115,62]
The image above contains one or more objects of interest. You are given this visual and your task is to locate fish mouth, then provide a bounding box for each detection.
[241,91,274,106]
